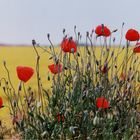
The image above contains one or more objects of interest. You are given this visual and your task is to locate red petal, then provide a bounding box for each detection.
[95,25,111,37]
[48,64,63,74]
[125,29,139,41]
[61,38,77,53]
[16,66,34,82]
[133,47,140,53]
[96,97,109,109]
[0,97,3,108]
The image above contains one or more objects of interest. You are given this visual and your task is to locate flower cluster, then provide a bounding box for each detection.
[0,24,140,139]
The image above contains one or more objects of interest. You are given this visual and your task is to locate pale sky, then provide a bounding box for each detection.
[0,0,140,45]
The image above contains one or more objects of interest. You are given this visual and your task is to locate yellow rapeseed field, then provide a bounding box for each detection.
[0,46,139,129]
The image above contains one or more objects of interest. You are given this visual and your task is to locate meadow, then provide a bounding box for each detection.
[0,45,139,130]
[0,25,140,139]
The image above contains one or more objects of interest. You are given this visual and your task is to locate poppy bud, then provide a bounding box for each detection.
[32,39,36,46]
[63,28,65,34]
[93,116,100,125]
[47,75,50,81]
[47,33,50,39]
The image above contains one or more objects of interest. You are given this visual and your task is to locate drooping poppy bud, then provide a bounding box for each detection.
[96,97,109,109]
[133,42,140,53]
[0,97,3,108]
[56,113,64,123]
[125,29,139,41]
[16,66,34,83]
[95,25,111,37]
[61,37,77,53]
[48,64,63,74]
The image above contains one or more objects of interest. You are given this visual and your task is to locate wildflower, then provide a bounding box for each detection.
[48,64,63,74]
[61,37,77,53]
[0,97,3,108]
[120,72,126,81]
[133,42,140,53]
[56,113,64,123]
[96,97,109,109]
[95,24,111,37]
[100,63,108,74]
[125,29,139,41]
[16,66,34,82]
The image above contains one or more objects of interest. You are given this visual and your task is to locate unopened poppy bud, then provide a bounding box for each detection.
[49,56,53,60]
[69,126,75,134]
[18,82,22,91]
[86,31,89,37]
[69,37,73,41]
[64,67,68,70]
[3,87,5,92]
[47,33,50,39]
[78,32,80,36]
[77,52,80,57]
[93,116,100,125]
[3,60,6,66]
[71,48,75,53]
[47,75,50,81]
[113,38,115,42]
[112,29,118,33]
[32,39,36,46]
[63,28,65,34]
[107,113,113,119]
[111,51,114,56]
[96,60,99,66]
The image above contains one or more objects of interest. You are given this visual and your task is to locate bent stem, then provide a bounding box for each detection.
[32,40,44,114]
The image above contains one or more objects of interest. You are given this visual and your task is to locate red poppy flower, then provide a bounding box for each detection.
[0,97,3,108]
[95,25,111,37]
[96,97,109,109]
[61,37,77,53]
[16,66,34,82]
[133,42,140,53]
[125,29,139,41]
[120,72,126,81]
[100,63,108,74]
[57,113,64,122]
[48,64,63,74]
